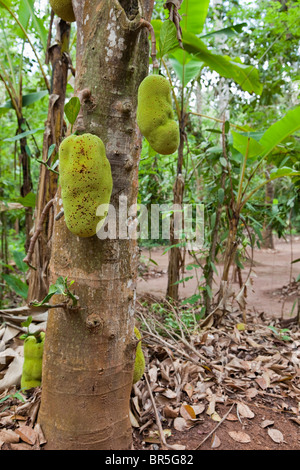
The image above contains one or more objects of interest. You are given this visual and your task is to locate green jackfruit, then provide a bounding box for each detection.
[133,327,145,384]
[21,332,45,390]
[59,133,113,238]
[136,74,179,155]
[50,0,75,22]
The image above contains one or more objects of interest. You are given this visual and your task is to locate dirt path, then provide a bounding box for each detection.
[138,237,300,319]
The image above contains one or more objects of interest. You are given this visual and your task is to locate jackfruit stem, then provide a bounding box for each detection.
[139,19,159,70]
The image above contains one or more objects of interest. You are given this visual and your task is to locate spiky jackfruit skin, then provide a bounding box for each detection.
[133,327,145,384]
[21,333,45,390]
[50,0,75,22]
[59,133,113,238]
[136,75,179,155]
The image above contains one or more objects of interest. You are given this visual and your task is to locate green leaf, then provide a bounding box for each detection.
[54,276,67,294]
[12,251,28,273]
[159,19,179,58]
[47,144,56,161]
[169,50,202,86]
[181,294,201,305]
[259,105,300,158]
[15,192,36,208]
[179,0,210,35]
[181,31,263,95]
[64,97,81,126]
[200,23,247,39]
[1,274,28,299]
[31,284,59,306]
[269,167,300,180]
[2,90,48,109]
[21,0,48,51]
[231,131,265,158]
[2,127,44,142]
[21,315,32,328]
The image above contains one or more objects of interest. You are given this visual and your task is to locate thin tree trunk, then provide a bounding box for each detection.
[27,19,71,302]
[18,116,33,253]
[261,177,275,249]
[38,0,153,450]
[167,123,185,301]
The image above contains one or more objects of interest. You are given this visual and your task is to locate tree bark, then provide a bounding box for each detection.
[166,118,185,301]
[38,0,153,450]
[261,178,275,249]
[18,117,33,253]
[27,19,71,302]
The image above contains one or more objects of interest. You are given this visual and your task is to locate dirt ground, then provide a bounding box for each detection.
[138,237,300,319]
[0,238,299,451]
[133,237,300,451]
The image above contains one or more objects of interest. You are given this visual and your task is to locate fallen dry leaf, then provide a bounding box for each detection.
[191,404,205,416]
[261,420,274,428]
[180,404,196,420]
[211,411,222,422]
[163,405,178,419]
[267,428,284,444]
[15,424,37,445]
[228,431,251,443]
[237,402,255,419]
[173,417,189,432]
[226,413,239,422]
[0,429,19,444]
[183,383,194,398]
[211,433,221,449]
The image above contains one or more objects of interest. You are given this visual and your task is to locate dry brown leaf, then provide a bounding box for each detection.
[261,420,274,428]
[211,411,222,422]
[148,365,158,383]
[255,376,269,390]
[15,424,37,445]
[173,417,188,432]
[162,389,177,399]
[34,423,47,446]
[180,404,196,420]
[226,413,239,422]
[246,387,258,399]
[183,382,194,398]
[237,402,255,419]
[228,431,251,443]
[267,428,284,443]
[0,429,19,444]
[167,443,186,450]
[191,404,205,416]
[206,395,216,416]
[10,442,34,450]
[129,409,139,428]
[211,433,221,449]
[163,405,179,419]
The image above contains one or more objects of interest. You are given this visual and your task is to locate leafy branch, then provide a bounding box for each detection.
[30,276,79,309]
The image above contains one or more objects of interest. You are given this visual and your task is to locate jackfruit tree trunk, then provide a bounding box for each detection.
[27,19,71,302]
[38,0,152,450]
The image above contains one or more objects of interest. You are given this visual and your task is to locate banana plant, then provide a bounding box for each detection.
[217,105,300,314]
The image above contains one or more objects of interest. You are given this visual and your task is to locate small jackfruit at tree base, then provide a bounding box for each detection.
[59,133,113,238]
[49,0,75,22]
[133,326,145,384]
[137,74,180,155]
[21,332,45,390]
